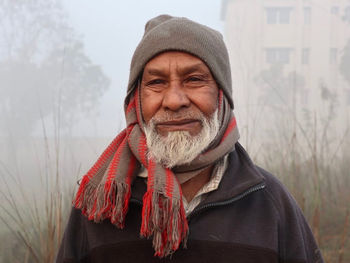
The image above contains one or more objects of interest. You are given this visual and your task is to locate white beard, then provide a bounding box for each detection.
[144,109,219,168]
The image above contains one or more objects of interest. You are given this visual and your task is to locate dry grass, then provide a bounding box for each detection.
[250,111,350,262]
[0,140,75,263]
[256,142,350,262]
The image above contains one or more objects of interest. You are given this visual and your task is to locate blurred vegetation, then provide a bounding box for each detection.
[255,119,350,262]
[252,63,350,262]
[0,0,110,137]
[0,135,75,263]
[0,0,110,262]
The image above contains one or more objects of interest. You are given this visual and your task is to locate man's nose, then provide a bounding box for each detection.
[162,81,190,111]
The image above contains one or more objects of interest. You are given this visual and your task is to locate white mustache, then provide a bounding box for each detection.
[151,110,204,124]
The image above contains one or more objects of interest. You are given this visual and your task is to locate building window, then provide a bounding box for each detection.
[346,89,350,106]
[304,7,311,24]
[344,6,350,22]
[266,48,292,64]
[331,6,339,15]
[330,48,338,64]
[266,7,293,24]
[302,48,310,64]
[300,88,309,105]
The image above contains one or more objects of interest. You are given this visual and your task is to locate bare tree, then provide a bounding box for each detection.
[0,0,110,137]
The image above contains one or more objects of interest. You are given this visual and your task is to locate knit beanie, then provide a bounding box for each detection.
[125,14,234,109]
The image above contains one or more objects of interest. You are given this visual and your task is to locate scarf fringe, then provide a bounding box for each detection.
[93,179,117,222]
[111,182,131,228]
[74,176,131,229]
[74,176,95,216]
[141,190,189,257]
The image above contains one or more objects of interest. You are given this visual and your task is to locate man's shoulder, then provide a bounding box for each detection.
[233,143,295,194]
[253,165,303,218]
[252,167,323,262]
[231,143,301,213]
[255,166,290,195]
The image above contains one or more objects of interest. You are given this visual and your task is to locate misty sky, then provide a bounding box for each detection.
[62,0,224,137]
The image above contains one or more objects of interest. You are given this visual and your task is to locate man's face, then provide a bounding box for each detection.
[140,51,219,136]
[140,51,220,167]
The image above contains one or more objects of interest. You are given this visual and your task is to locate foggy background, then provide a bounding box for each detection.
[0,0,349,262]
[0,0,224,188]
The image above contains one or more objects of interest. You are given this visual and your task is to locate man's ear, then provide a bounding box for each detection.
[136,79,147,126]
[125,74,143,108]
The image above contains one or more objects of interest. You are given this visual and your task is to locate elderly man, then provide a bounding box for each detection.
[57,15,323,262]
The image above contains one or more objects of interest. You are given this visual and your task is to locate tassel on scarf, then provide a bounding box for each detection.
[140,190,188,257]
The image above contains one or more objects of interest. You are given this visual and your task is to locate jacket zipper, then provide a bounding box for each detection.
[130,198,142,205]
[187,182,266,221]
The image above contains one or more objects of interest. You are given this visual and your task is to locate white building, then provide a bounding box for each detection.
[222,0,350,150]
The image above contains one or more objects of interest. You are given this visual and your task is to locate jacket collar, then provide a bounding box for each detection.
[198,142,265,207]
[130,143,265,205]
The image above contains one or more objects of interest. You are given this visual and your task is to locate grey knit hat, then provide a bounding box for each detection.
[126,14,234,109]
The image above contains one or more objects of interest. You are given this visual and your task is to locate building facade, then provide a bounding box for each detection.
[222,0,350,150]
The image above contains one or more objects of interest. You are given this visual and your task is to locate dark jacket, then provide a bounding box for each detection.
[57,143,323,263]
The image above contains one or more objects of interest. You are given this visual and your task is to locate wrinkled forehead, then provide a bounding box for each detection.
[141,51,217,81]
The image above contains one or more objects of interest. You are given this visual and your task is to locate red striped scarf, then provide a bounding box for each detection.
[74,88,239,257]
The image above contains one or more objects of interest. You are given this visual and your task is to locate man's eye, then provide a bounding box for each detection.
[185,76,207,87]
[147,79,164,85]
[187,76,203,82]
